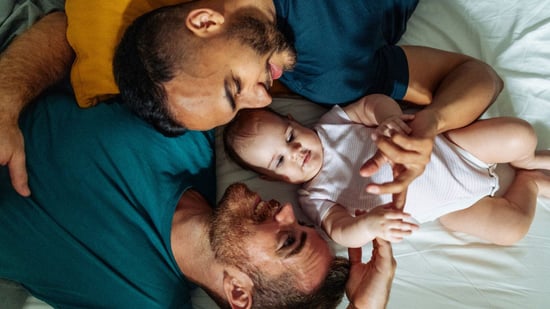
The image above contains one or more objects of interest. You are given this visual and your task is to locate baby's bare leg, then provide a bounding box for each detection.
[446,117,550,170]
[439,169,541,245]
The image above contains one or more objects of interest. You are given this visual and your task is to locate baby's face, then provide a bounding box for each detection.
[240,111,323,184]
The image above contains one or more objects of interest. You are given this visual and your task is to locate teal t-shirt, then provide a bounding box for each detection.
[274,0,418,105]
[0,92,216,308]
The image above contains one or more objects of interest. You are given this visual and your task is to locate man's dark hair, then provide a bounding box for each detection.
[198,257,349,309]
[113,4,192,136]
[247,256,350,309]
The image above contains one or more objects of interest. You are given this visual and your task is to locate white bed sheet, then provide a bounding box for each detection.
[11,0,550,308]
[216,0,550,308]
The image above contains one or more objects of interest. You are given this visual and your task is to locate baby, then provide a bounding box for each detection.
[223,94,550,247]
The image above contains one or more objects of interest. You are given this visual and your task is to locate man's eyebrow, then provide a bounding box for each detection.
[224,78,237,111]
[288,232,307,257]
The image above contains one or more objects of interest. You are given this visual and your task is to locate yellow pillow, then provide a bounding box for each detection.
[66,0,188,107]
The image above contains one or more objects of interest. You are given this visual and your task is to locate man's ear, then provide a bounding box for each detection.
[223,269,253,309]
[186,9,225,37]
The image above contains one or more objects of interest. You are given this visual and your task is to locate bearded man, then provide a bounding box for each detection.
[0,89,394,308]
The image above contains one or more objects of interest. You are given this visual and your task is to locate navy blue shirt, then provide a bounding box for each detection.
[274,0,418,104]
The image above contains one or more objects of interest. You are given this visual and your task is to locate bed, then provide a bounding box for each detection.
[7,0,550,308]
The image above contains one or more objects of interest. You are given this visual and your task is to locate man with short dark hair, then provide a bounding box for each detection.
[2,1,502,202]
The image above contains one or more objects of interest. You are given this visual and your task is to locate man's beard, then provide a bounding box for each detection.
[225,7,296,72]
[209,183,281,266]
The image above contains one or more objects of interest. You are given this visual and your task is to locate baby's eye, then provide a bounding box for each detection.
[286,130,295,143]
[276,155,284,168]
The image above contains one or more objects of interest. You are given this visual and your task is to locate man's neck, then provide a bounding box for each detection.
[170,190,226,297]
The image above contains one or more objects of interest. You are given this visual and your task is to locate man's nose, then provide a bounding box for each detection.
[237,84,272,108]
[274,203,296,225]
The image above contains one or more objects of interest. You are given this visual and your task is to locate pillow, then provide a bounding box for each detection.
[65,0,189,107]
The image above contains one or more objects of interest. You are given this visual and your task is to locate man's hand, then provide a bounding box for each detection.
[0,11,74,197]
[0,119,29,196]
[346,239,396,309]
[360,110,437,208]
[375,114,414,138]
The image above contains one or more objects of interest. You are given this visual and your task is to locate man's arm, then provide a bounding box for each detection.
[346,239,396,309]
[0,11,74,196]
[361,46,503,207]
[402,45,503,134]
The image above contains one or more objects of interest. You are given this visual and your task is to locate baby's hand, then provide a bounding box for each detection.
[358,205,419,242]
[374,114,415,138]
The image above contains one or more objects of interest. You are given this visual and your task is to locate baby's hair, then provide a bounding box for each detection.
[223,107,285,172]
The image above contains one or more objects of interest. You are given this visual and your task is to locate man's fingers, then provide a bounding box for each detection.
[392,190,407,210]
[374,137,415,164]
[366,179,407,194]
[375,133,431,165]
[348,247,362,265]
[366,169,419,194]
[391,164,408,208]
[360,150,388,177]
[392,133,431,152]
[374,238,393,259]
[8,152,30,197]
